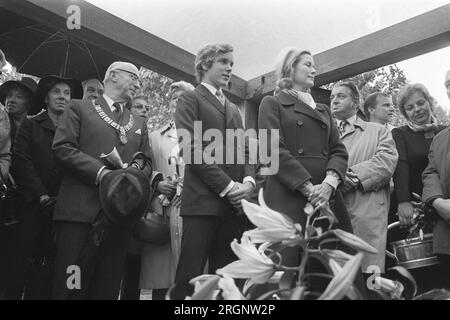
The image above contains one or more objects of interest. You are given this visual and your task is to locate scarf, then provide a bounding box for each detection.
[284,89,317,110]
[406,114,438,139]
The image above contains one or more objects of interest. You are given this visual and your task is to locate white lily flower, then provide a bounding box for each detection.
[241,189,299,243]
[218,275,245,300]
[216,236,276,291]
[188,274,221,300]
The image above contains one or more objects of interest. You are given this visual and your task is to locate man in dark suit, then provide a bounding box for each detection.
[51,62,161,300]
[173,43,256,299]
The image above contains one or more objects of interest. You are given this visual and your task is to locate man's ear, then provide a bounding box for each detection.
[201,62,209,72]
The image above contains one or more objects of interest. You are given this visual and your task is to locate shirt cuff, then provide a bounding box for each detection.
[243,176,256,188]
[220,180,235,198]
[95,165,106,185]
[323,175,340,190]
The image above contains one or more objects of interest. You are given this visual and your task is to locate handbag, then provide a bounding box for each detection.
[133,210,171,245]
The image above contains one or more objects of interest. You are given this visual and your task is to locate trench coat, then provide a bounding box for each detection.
[140,121,184,289]
[340,117,398,272]
[258,91,352,267]
[422,127,450,256]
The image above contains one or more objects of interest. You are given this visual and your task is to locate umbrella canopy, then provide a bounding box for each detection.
[0,7,131,81]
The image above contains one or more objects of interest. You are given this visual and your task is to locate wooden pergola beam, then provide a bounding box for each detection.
[246,4,450,100]
[0,0,247,101]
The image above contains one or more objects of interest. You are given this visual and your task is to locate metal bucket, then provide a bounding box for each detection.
[387,222,440,270]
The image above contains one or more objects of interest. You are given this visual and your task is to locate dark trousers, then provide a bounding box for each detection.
[120,254,141,300]
[172,214,248,300]
[52,220,131,300]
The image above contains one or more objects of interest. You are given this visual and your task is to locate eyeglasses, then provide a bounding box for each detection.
[133,103,150,111]
[115,69,140,82]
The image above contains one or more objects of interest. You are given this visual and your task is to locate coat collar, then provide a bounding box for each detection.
[276,91,327,125]
[340,116,367,139]
[197,84,226,116]
[31,110,55,132]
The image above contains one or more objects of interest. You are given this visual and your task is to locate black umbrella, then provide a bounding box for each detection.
[0,7,129,81]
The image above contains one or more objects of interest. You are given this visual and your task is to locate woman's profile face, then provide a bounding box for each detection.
[292,54,316,90]
[404,91,432,125]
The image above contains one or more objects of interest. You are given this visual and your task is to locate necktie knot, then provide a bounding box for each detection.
[215,90,225,105]
[112,102,122,121]
[339,119,349,136]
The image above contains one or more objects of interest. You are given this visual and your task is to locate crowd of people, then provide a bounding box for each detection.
[0,43,450,300]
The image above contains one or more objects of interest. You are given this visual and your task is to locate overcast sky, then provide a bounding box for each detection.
[87,0,450,110]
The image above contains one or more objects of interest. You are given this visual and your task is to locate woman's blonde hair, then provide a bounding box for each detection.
[274,47,311,91]
[397,83,435,120]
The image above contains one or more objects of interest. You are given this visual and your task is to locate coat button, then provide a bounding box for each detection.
[322,150,328,156]
[321,124,327,129]
[297,120,303,126]
[298,148,304,154]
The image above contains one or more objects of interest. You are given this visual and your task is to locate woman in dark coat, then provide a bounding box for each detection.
[391,83,447,292]
[392,84,446,226]
[258,47,352,268]
[3,76,82,299]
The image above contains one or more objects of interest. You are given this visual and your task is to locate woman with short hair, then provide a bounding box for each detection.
[391,83,447,293]
[392,83,446,227]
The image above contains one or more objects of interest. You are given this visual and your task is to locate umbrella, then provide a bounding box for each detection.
[0,7,130,81]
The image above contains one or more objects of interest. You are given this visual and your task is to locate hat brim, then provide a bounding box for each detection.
[99,167,152,225]
[0,80,37,108]
[32,75,83,116]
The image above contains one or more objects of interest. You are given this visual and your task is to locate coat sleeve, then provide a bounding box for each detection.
[324,105,348,182]
[351,126,398,192]
[140,122,162,187]
[0,108,11,181]
[174,90,232,194]
[12,118,47,202]
[422,134,445,204]
[392,128,411,203]
[52,100,104,186]
[258,96,313,191]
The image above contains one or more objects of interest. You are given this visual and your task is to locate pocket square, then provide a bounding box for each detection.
[135,129,142,135]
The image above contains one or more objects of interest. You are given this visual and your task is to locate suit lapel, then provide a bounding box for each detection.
[197,84,226,116]
[225,99,238,128]
[96,95,115,119]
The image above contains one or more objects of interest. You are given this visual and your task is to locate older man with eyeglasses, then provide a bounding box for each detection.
[51,61,163,300]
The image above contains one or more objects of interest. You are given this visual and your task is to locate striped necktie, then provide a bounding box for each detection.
[339,119,349,136]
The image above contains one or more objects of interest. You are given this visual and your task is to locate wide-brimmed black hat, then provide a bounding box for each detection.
[32,75,83,115]
[99,166,152,225]
[0,77,38,111]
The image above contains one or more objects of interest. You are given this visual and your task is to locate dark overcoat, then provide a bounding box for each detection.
[13,111,61,202]
[258,91,351,232]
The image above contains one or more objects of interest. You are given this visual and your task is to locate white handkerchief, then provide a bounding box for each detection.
[135,129,142,135]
